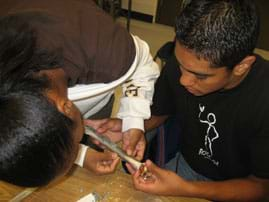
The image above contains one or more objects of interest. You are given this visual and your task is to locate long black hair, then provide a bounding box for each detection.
[0,80,75,187]
[0,14,75,187]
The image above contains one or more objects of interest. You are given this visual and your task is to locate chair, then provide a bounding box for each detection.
[153,40,175,68]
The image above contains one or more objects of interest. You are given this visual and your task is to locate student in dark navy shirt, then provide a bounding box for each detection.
[0,0,159,187]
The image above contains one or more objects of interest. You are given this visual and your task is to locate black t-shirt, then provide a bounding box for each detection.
[151,54,269,180]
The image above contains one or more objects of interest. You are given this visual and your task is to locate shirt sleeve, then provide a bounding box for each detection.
[249,108,269,178]
[117,35,160,132]
[151,55,178,116]
[74,144,89,167]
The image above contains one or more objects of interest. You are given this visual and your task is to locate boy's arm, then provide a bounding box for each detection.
[131,160,269,201]
[117,35,160,133]
[145,115,169,132]
[117,35,160,159]
[188,176,269,201]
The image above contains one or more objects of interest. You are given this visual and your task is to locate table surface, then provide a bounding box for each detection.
[0,166,209,202]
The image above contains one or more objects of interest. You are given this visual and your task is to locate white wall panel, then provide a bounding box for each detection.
[121,0,158,21]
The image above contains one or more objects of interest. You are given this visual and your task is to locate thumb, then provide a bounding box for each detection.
[124,140,136,156]
[123,130,142,155]
[102,151,118,161]
[97,120,117,133]
[84,119,108,130]
[144,160,161,174]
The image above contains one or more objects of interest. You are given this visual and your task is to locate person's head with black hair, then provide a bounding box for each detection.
[0,15,84,187]
[0,77,84,187]
[0,9,123,188]
[174,0,260,96]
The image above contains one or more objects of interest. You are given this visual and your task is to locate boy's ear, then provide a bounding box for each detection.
[46,87,74,118]
[56,99,73,118]
[233,55,256,76]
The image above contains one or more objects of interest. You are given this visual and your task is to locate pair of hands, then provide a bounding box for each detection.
[84,118,146,161]
[83,118,189,196]
[83,150,189,196]
[82,118,146,175]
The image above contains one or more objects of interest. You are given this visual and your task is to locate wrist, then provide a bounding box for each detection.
[74,144,89,167]
[83,147,97,171]
[170,176,197,197]
[183,181,198,197]
[179,180,207,199]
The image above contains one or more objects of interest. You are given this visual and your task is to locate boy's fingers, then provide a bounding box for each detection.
[84,119,109,131]
[96,120,118,133]
[144,160,156,172]
[111,152,118,159]
[125,163,136,174]
[111,157,120,168]
[134,142,146,160]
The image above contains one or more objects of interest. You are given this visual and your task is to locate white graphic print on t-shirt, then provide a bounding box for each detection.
[198,104,220,166]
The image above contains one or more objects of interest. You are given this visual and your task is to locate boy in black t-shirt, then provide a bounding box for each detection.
[123,0,269,201]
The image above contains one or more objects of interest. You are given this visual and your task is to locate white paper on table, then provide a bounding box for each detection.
[77,193,98,202]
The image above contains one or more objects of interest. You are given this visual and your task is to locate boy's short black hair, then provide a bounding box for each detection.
[175,0,260,69]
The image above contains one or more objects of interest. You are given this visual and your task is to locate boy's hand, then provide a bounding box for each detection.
[84,119,123,143]
[122,128,145,161]
[83,148,120,175]
[127,160,190,196]
[84,119,146,161]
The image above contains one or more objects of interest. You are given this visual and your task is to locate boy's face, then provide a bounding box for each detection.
[174,41,234,96]
[63,101,84,172]
[70,101,84,154]
[40,68,84,157]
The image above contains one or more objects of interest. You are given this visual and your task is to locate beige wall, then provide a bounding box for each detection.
[121,0,158,21]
